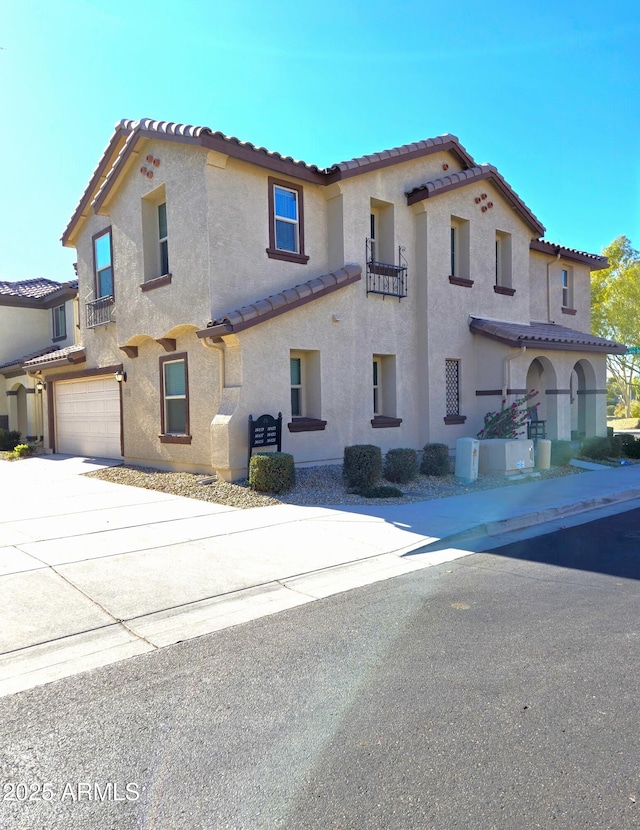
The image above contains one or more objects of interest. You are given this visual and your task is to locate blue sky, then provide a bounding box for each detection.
[1,0,639,281]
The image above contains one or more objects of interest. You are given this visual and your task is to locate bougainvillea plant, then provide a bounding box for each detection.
[477,390,539,440]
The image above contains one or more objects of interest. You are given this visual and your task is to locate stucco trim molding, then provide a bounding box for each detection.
[371,416,403,428]
[545,389,571,395]
[288,418,327,433]
[449,276,474,288]
[140,274,173,292]
[561,306,577,316]
[443,415,467,425]
[494,285,516,296]
[576,389,607,395]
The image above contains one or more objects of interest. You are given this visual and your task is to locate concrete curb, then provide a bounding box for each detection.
[409,487,640,552]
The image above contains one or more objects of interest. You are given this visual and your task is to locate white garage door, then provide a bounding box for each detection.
[55,376,121,458]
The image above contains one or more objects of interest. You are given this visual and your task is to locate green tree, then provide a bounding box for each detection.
[591,236,640,417]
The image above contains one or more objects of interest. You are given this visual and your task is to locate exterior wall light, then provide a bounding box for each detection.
[35,380,46,392]
[114,370,127,383]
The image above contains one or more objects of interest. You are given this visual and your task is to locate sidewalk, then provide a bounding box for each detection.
[2,454,640,697]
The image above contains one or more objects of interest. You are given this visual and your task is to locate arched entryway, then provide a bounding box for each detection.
[526,357,558,439]
[571,359,598,439]
[8,383,29,440]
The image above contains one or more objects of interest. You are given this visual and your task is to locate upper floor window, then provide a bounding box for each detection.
[450,217,470,279]
[52,304,66,340]
[93,228,113,299]
[562,267,573,308]
[494,231,514,294]
[266,177,309,264]
[158,202,169,276]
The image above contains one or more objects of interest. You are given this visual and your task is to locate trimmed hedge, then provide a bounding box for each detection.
[0,429,21,451]
[623,437,640,459]
[249,452,295,493]
[343,445,382,489]
[383,448,418,484]
[580,436,612,461]
[550,440,575,466]
[420,443,450,477]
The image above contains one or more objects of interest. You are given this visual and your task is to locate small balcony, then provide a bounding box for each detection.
[366,240,407,300]
[86,295,114,328]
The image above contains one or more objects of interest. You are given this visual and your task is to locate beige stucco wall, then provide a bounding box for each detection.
[0,306,51,365]
[529,251,592,330]
[60,133,609,475]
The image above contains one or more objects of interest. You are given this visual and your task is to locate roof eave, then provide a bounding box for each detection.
[530,239,608,270]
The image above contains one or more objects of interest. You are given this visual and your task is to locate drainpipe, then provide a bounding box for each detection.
[200,338,225,392]
[502,345,527,404]
[546,248,561,323]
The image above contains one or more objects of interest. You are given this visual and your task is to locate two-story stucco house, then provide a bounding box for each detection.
[0,278,79,442]
[30,118,623,478]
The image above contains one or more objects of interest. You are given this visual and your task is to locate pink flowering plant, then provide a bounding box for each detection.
[477,390,539,440]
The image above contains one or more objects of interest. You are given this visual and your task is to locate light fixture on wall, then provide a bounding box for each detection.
[114,370,127,383]
[35,380,46,392]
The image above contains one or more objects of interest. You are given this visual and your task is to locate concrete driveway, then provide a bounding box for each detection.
[0,455,445,697]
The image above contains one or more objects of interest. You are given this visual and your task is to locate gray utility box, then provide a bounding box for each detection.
[455,437,479,484]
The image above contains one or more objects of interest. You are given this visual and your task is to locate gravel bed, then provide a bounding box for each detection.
[85,462,584,510]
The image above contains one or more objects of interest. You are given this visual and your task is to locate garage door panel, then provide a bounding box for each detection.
[55,377,122,458]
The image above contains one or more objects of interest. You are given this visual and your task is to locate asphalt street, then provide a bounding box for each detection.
[2,509,639,830]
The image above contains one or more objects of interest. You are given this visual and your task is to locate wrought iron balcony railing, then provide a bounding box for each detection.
[86,295,114,328]
[366,240,407,299]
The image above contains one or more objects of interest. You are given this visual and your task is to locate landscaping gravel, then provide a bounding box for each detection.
[85,462,584,510]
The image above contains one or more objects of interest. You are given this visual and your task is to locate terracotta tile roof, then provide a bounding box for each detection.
[22,344,86,369]
[469,316,626,354]
[0,346,60,372]
[530,239,608,270]
[326,134,476,178]
[197,264,362,341]
[406,165,545,236]
[0,278,64,299]
[63,118,478,244]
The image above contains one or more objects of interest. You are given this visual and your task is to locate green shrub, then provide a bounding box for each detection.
[343,445,382,489]
[354,485,403,498]
[550,440,575,466]
[0,429,21,451]
[606,405,616,417]
[623,438,640,459]
[420,443,450,476]
[619,433,637,451]
[607,426,614,439]
[580,436,612,461]
[383,448,418,484]
[9,443,34,459]
[249,452,295,493]
[609,435,623,458]
[631,400,640,419]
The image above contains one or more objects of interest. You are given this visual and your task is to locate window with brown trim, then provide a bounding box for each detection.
[444,358,467,424]
[159,353,191,443]
[266,177,309,264]
[52,304,67,341]
[93,227,114,299]
[562,267,574,309]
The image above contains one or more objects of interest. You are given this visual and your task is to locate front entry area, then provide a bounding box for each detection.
[54,376,121,458]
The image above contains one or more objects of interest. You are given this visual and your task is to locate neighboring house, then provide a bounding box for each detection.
[0,279,79,442]
[31,118,623,477]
